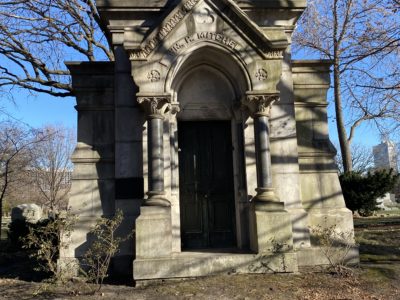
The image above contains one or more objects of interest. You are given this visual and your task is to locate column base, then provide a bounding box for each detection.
[145,191,170,207]
[255,187,279,202]
[135,206,172,259]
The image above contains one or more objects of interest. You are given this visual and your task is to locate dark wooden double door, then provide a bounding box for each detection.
[178,121,236,249]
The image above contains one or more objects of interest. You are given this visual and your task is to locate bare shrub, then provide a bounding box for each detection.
[311,223,356,277]
[80,210,131,293]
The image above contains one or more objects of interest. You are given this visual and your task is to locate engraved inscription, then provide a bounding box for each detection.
[168,32,240,55]
[129,0,199,60]
[265,50,283,58]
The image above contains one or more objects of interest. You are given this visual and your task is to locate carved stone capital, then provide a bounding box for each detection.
[169,102,181,115]
[242,92,280,118]
[137,95,171,119]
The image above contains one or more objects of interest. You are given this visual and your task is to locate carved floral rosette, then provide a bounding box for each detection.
[242,92,280,118]
[137,95,172,119]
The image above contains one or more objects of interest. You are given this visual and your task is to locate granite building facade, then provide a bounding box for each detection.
[61,0,358,280]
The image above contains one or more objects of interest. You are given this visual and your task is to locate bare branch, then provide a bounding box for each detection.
[0,0,114,97]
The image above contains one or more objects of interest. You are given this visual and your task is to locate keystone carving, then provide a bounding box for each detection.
[137,95,171,119]
[242,92,280,118]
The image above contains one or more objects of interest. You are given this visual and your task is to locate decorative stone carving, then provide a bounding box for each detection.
[255,68,268,81]
[169,102,181,115]
[242,92,280,118]
[147,70,161,82]
[137,95,171,119]
[194,7,215,24]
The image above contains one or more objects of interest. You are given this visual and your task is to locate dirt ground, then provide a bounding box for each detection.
[1,214,400,300]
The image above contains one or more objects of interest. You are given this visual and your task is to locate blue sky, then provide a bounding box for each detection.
[1,90,76,129]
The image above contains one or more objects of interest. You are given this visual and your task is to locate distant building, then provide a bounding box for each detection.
[373,139,398,172]
[373,138,399,206]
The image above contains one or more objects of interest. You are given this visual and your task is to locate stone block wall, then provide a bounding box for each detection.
[61,62,125,274]
[292,60,356,250]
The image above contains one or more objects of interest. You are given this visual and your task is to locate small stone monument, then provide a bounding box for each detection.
[11,204,43,224]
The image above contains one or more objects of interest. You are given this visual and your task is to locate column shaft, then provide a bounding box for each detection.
[137,95,171,206]
[254,116,273,188]
[148,117,164,192]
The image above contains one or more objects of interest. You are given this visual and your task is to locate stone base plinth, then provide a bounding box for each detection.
[133,251,298,280]
[135,206,172,259]
[297,246,359,267]
[250,202,295,254]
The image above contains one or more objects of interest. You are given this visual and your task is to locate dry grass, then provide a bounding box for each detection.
[1,213,400,299]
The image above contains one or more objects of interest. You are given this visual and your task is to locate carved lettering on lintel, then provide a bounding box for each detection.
[129,0,199,60]
[264,50,284,59]
[168,32,240,56]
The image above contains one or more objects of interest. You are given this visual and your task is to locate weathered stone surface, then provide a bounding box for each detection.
[135,206,172,259]
[62,0,358,280]
[133,251,298,280]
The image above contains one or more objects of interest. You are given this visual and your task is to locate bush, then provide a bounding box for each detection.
[340,169,399,216]
[80,210,131,293]
[23,214,75,278]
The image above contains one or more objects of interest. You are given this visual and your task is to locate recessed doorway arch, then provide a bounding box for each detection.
[168,46,250,251]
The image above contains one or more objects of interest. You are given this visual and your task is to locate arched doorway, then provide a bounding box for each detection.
[170,47,250,250]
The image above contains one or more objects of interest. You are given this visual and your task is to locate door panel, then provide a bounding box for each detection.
[178,121,236,249]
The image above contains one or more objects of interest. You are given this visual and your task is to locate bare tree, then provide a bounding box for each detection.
[334,142,374,174]
[293,0,400,172]
[0,121,44,239]
[0,0,113,97]
[31,125,75,213]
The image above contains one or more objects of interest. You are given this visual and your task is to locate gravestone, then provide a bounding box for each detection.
[11,204,43,224]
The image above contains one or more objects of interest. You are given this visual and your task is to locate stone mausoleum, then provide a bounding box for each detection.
[61,0,358,280]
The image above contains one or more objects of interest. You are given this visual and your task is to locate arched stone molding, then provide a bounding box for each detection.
[165,43,252,96]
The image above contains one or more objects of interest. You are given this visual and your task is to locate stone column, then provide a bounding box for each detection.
[134,95,175,267]
[137,95,171,207]
[242,92,296,269]
[242,92,280,206]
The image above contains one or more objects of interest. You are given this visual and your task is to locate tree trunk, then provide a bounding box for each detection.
[0,199,3,240]
[0,166,9,240]
[333,63,353,173]
[333,0,353,173]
